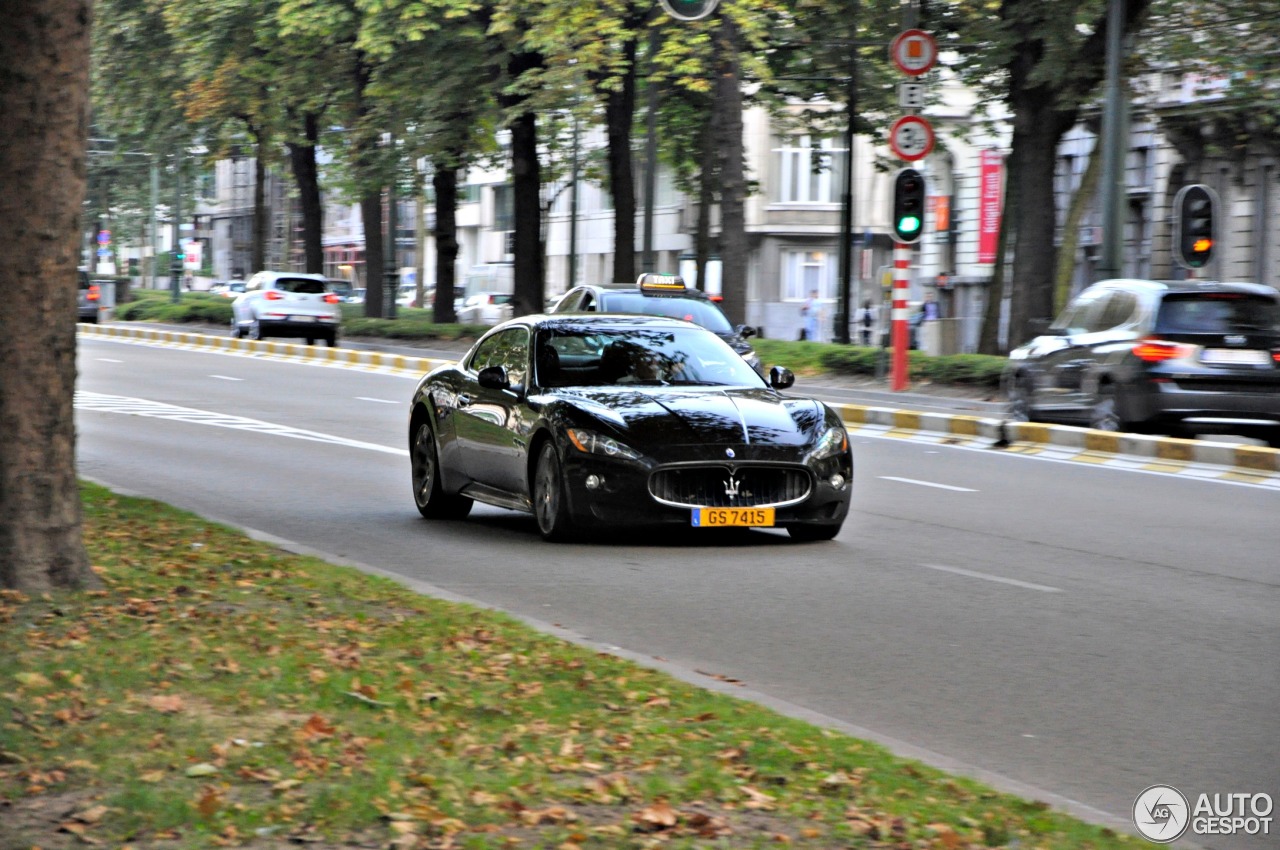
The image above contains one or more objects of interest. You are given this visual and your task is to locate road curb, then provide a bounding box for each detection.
[81,323,1279,481]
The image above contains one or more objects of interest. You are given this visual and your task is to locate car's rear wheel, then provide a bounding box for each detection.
[1089,385,1123,432]
[533,442,575,542]
[247,320,265,341]
[787,523,841,542]
[325,332,337,348]
[411,419,472,520]
[305,336,316,345]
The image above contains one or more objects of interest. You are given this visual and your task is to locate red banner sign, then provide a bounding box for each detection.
[978,149,1004,264]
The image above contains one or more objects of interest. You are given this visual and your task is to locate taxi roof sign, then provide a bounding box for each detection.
[636,273,688,292]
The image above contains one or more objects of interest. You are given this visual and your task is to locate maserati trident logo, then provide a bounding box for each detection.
[725,448,735,458]
[724,472,741,498]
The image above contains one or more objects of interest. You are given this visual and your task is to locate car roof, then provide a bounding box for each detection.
[570,282,714,301]
[1089,278,1279,299]
[499,313,700,333]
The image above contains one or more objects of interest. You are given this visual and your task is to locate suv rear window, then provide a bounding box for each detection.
[1154,293,1280,334]
[277,278,326,294]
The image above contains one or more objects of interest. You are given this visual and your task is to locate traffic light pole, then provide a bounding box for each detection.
[891,241,910,391]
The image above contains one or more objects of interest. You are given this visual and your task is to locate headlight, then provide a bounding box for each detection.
[566,428,644,461]
[810,426,848,461]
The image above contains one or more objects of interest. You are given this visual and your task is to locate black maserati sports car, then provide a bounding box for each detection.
[408,314,853,541]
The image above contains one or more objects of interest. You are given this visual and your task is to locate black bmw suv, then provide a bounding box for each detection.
[550,274,763,375]
[1004,279,1280,444]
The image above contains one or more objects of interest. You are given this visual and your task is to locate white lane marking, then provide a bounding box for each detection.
[357,397,400,405]
[75,391,407,457]
[211,375,243,381]
[919,563,1063,593]
[96,358,124,363]
[879,475,977,492]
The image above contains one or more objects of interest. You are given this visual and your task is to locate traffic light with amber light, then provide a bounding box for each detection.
[891,167,926,245]
[1174,184,1217,270]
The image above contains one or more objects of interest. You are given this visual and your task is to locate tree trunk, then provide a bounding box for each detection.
[696,110,716,292]
[713,16,747,327]
[0,0,95,591]
[1007,119,1062,346]
[252,135,267,274]
[1054,142,1102,313]
[361,190,385,318]
[603,35,638,284]
[432,163,459,323]
[502,50,545,317]
[287,112,324,275]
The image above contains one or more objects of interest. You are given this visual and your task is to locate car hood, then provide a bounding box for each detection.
[551,386,825,447]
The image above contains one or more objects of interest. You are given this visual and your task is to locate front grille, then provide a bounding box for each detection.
[649,464,811,509]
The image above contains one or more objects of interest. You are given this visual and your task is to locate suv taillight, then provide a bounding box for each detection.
[324,293,341,304]
[264,290,284,301]
[1133,338,1192,362]
[86,284,100,302]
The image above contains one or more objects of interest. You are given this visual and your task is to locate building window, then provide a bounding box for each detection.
[781,250,836,301]
[774,136,847,204]
[493,185,514,231]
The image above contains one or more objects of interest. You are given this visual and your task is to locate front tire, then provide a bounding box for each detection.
[411,419,472,520]
[533,442,575,542]
[1006,374,1034,423]
[1089,385,1124,432]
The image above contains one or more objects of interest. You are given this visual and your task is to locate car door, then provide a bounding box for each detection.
[453,327,533,494]
[1027,289,1111,417]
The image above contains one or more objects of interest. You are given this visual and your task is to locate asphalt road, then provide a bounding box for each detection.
[75,334,1279,849]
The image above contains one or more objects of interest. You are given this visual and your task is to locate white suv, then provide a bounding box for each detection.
[230,271,341,346]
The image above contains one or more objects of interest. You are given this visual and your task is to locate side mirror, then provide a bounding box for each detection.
[477,365,510,390]
[736,324,757,339]
[769,366,795,390]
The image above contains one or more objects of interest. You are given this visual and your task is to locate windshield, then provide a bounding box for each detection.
[598,293,735,334]
[1154,293,1280,334]
[536,324,764,389]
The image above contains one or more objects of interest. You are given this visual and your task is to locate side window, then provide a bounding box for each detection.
[469,328,530,387]
[1098,291,1136,330]
[1078,294,1115,333]
[581,294,597,312]
[1051,291,1103,334]
[557,290,584,312]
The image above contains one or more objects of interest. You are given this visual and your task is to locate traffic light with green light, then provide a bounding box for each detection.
[892,167,926,245]
[1173,184,1217,270]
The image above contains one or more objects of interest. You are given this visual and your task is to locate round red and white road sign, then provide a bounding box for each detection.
[890,29,937,77]
[889,115,935,161]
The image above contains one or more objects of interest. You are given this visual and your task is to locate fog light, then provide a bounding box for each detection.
[585,474,604,490]
[829,473,845,489]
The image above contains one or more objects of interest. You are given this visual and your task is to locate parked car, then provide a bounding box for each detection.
[550,274,763,375]
[325,279,355,302]
[230,271,341,345]
[408,314,852,541]
[1003,278,1280,444]
[210,280,247,298]
[457,291,514,325]
[346,288,366,305]
[77,269,99,323]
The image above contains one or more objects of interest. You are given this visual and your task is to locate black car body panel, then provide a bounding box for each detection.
[409,315,852,540]
[1004,279,1280,440]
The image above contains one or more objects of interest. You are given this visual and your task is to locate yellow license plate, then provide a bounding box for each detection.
[692,507,775,528]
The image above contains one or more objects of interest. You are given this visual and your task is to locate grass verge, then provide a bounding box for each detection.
[0,483,1133,849]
